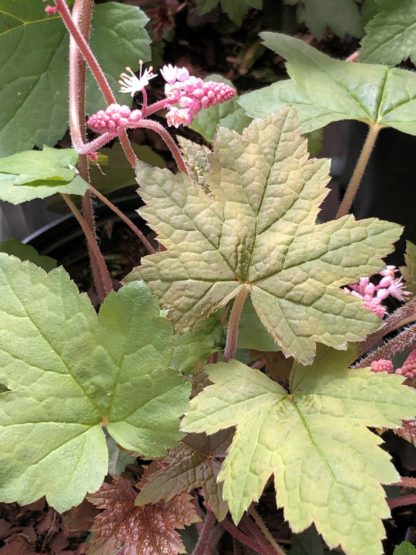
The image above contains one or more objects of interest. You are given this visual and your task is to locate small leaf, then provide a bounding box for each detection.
[0,239,56,272]
[88,476,200,555]
[239,33,416,135]
[0,147,87,203]
[360,0,416,66]
[284,0,362,39]
[172,314,224,374]
[131,110,401,364]
[181,347,416,555]
[0,2,150,155]
[394,542,416,555]
[0,256,190,511]
[190,75,251,143]
[136,431,231,521]
[195,0,262,25]
[238,299,281,352]
[401,241,416,295]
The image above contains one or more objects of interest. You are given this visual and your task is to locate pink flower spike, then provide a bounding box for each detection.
[396,350,416,379]
[160,64,178,85]
[371,359,393,373]
[176,66,190,82]
[44,5,58,15]
[87,104,142,134]
[119,61,156,97]
[166,107,193,128]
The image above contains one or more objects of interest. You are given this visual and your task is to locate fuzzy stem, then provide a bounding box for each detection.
[249,507,286,555]
[88,183,155,254]
[54,0,137,168]
[142,97,173,118]
[224,287,250,362]
[222,519,275,555]
[355,323,416,368]
[336,124,381,219]
[136,119,188,174]
[62,194,113,296]
[192,511,217,555]
[388,494,416,510]
[69,0,112,302]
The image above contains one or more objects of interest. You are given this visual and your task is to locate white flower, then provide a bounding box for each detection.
[119,61,156,96]
[160,64,190,85]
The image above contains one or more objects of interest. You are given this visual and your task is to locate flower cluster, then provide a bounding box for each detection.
[87,104,142,134]
[371,350,416,380]
[161,65,236,127]
[119,62,156,97]
[344,266,409,318]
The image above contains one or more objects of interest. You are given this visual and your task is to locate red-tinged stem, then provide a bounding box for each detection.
[54,0,137,168]
[136,119,188,174]
[192,511,217,555]
[346,50,359,62]
[62,194,113,296]
[336,123,381,218]
[88,183,155,254]
[248,507,286,555]
[69,0,112,302]
[388,494,416,510]
[142,97,172,118]
[224,286,250,362]
[222,519,275,555]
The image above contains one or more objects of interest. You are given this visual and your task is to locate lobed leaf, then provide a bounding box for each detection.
[0,146,87,203]
[0,239,56,272]
[181,347,416,555]
[131,109,401,364]
[360,0,416,66]
[239,33,416,135]
[401,241,416,295]
[0,1,150,155]
[136,431,231,521]
[0,255,190,511]
[394,542,416,555]
[283,0,362,39]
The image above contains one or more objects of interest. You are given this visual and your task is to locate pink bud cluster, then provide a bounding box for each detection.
[161,65,236,127]
[44,5,58,15]
[344,266,409,318]
[87,104,142,134]
[371,350,416,380]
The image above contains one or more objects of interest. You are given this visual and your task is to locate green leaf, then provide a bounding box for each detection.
[394,542,416,555]
[195,0,262,24]
[130,110,401,364]
[360,0,416,66]
[239,32,416,135]
[135,431,231,521]
[172,315,224,374]
[0,239,57,272]
[0,256,190,512]
[284,0,362,39]
[0,2,150,155]
[190,75,251,143]
[181,347,416,555]
[0,146,87,203]
[238,299,281,352]
[401,241,416,296]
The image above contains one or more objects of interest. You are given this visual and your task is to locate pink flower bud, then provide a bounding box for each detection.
[371,359,393,373]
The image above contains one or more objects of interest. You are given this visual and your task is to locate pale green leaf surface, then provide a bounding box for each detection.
[132,110,401,364]
[360,0,416,66]
[181,349,416,555]
[0,2,150,155]
[394,541,416,555]
[0,146,87,203]
[401,241,416,295]
[172,314,224,374]
[284,0,362,39]
[238,299,281,351]
[195,0,262,24]
[135,431,231,521]
[190,75,251,143]
[0,256,189,511]
[239,33,416,135]
[0,240,56,272]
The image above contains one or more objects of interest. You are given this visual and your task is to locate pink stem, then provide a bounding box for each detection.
[224,287,250,362]
[136,119,188,174]
[142,97,172,118]
[54,0,137,168]
[388,494,416,510]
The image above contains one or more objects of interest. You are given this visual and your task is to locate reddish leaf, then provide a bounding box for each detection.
[88,476,200,555]
[395,418,416,445]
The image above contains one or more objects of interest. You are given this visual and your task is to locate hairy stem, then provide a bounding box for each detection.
[249,507,286,555]
[88,184,155,254]
[336,124,381,219]
[224,287,250,362]
[69,0,112,302]
[136,119,188,174]
[355,323,416,367]
[388,494,416,510]
[54,0,137,168]
[62,194,113,296]
[192,511,217,555]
